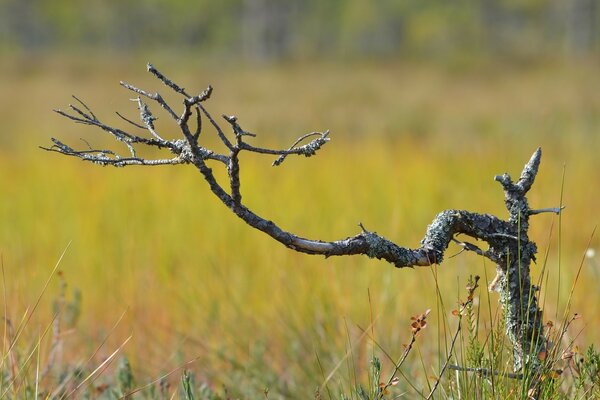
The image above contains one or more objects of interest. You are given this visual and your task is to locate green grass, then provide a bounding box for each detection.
[0,55,598,398]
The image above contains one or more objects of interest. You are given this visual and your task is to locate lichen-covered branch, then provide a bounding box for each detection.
[45,64,561,380]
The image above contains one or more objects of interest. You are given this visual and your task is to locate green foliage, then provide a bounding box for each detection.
[464,276,484,370]
[573,345,600,398]
[181,370,196,400]
[329,272,596,399]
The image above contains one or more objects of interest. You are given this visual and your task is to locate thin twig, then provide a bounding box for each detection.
[71,95,97,120]
[384,334,416,391]
[529,206,565,215]
[147,63,190,97]
[426,324,461,400]
[197,104,234,150]
[271,131,330,166]
[120,81,179,121]
[193,107,202,140]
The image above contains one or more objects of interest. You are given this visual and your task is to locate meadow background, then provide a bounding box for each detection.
[0,1,599,398]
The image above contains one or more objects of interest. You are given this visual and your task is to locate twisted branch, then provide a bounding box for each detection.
[44,64,563,378]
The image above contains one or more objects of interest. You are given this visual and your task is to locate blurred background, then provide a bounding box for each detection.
[0,1,599,398]
[1,0,599,61]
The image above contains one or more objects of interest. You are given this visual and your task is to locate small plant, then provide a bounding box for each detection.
[332,264,595,400]
[573,345,600,397]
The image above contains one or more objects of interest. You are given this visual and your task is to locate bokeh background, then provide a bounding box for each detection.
[1,1,599,398]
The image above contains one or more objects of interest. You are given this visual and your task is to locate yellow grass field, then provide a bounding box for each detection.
[0,56,598,397]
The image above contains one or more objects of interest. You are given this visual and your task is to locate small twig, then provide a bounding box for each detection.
[53,108,91,125]
[192,107,202,140]
[448,247,467,259]
[529,206,565,215]
[41,140,186,167]
[197,104,234,150]
[488,232,518,240]
[450,237,499,263]
[79,138,95,151]
[223,115,257,139]
[426,323,461,400]
[68,103,95,122]
[451,238,485,255]
[147,63,190,97]
[116,112,146,130]
[134,97,166,141]
[186,85,213,106]
[120,81,179,121]
[54,108,161,148]
[358,222,368,232]
[381,309,430,396]
[272,131,330,166]
[228,150,242,204]
[71,95,97,120]
[382,334,416,394]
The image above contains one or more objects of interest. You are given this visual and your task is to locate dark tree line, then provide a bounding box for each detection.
[1,0,598,61]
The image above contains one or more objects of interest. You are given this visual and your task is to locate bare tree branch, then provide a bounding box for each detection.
[120,81,179,121]
[40,138,187,167]
[147,63,190,96]
[529,206,565,215]
[115,111,146,130]
[197,104,234,151]
[44,64,555,378]
[192,107,202,141]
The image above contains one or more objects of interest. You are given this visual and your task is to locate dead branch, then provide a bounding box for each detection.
[44,64,564,377]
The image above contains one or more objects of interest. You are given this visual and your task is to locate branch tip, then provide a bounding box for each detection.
[517,147,542,193]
